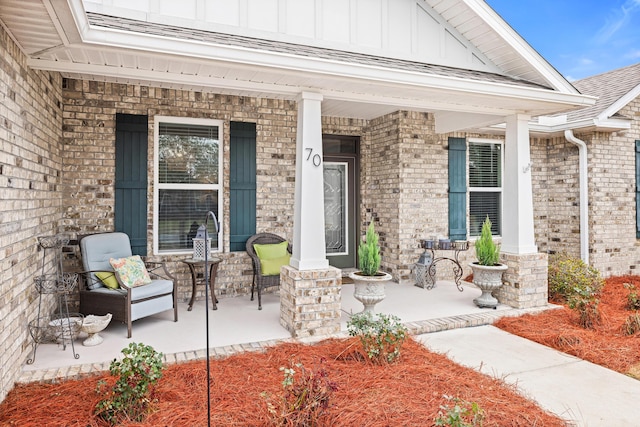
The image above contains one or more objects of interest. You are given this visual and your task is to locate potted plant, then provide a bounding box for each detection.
[469,216,507,308]
[349,222,392,313]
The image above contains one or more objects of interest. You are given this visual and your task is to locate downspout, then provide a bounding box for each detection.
[564,130,589,264]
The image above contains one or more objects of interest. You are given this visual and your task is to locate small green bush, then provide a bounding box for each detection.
[434,395,485,427]
[95,343,164,425]
[347,312,407,364]
[567,285,602,329]
[622,312,640,336]
[624,283,640,310]
[548,253,604,329]
[358,222,381,276]
[474,216,499,266]
[548,253,604,302]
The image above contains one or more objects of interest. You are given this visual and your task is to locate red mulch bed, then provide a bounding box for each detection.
[496,275,640,376]
[0,337,566,426]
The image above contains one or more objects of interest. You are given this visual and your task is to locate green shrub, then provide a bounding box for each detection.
[548,253,604,302]
[624,283,640,310]
[435,395,484,427]
[474,216,499,266]
[95,343,164,425]
[262,360,337,426]
[358,222,381,276]
[622,312,640,336]
[347,312,407,364]
[567,284,602,329]
[548,253,604,329]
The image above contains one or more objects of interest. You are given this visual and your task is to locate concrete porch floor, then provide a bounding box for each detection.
[18,280,551,384]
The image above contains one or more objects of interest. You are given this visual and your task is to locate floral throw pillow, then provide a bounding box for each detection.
[109,255,152,288]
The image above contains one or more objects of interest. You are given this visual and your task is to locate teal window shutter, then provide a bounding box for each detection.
[230,122,257,251]
[448,137,467,240]
[115,114,148,256]
[636,141,640,238]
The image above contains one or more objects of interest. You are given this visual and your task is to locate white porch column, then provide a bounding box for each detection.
[501,114,537,254]
[290,92,329,270]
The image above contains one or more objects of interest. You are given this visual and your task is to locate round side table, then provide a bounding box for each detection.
[182,257,222,311]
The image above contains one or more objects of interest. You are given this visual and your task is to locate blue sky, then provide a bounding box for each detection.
[486,0,640,81]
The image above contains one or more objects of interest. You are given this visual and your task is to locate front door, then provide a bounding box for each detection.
[323,136,359,269]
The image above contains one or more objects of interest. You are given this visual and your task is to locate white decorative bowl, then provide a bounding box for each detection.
[80,313,112,346]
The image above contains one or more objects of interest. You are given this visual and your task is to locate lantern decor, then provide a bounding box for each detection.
[192,224,211,261]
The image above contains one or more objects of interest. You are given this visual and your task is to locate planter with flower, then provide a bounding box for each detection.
[349,222,392,313]
[469,216,507,308]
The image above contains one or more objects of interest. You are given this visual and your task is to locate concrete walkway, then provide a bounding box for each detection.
[417,325,640,427]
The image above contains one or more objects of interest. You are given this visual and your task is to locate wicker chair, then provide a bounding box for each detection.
[246,233,292,310]
[78,232,178,338]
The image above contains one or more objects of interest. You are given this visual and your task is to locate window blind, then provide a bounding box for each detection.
[469,141,502,236]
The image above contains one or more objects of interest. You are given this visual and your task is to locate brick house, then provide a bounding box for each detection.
[529,63,640,276]
[0,0,599,401]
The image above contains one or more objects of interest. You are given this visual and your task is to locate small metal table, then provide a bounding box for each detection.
[417,239,469,291]
[182,257,222,311]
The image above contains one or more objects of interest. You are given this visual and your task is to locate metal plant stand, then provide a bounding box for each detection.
[414,239,469,291]
[27,234,82,364]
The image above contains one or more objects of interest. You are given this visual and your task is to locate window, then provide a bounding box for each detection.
[468,139,502,237]
[153,117,223,254]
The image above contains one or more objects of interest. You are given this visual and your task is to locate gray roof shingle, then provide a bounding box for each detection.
[568,62,640,121]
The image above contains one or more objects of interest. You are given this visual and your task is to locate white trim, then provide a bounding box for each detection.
[485,117,632,135]
[598,83,640,121]
[152,116,224,256]
[465,0,578,94]
[467,138,504,238]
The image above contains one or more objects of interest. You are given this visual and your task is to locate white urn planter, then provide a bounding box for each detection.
[80,313,112,346]
[469,263,507,309]
[350,271,392,313]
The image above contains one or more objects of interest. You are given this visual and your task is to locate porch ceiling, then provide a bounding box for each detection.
[1,0,596,132]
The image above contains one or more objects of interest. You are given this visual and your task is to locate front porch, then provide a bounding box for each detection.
[18,279,552,385]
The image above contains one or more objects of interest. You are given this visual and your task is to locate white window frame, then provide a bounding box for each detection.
[152,116,224,256]
[468,138,504,238]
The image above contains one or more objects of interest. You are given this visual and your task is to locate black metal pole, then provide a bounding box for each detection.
[203,211,219,427]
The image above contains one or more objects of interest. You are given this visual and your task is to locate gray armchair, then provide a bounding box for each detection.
[78,232,178,338]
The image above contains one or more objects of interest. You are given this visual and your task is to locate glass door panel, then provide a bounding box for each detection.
[324,162,348,256]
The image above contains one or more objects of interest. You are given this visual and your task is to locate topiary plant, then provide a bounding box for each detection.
[358,222,381,276]
[474,216,500,266]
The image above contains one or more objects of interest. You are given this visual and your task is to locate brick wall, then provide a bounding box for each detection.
[397,112,449,282]
[587,99,640,275]
[60,80,301,301]
[361,112,401,278]
[0,26,64,402]
[535,135,581,257]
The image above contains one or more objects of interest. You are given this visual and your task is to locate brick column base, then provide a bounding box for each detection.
[496,252,548,309]
[280,265,342,338]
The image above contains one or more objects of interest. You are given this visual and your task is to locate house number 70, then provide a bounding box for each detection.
[305,148,322,167]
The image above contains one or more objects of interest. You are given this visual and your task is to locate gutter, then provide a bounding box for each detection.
[564,130,589,264]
